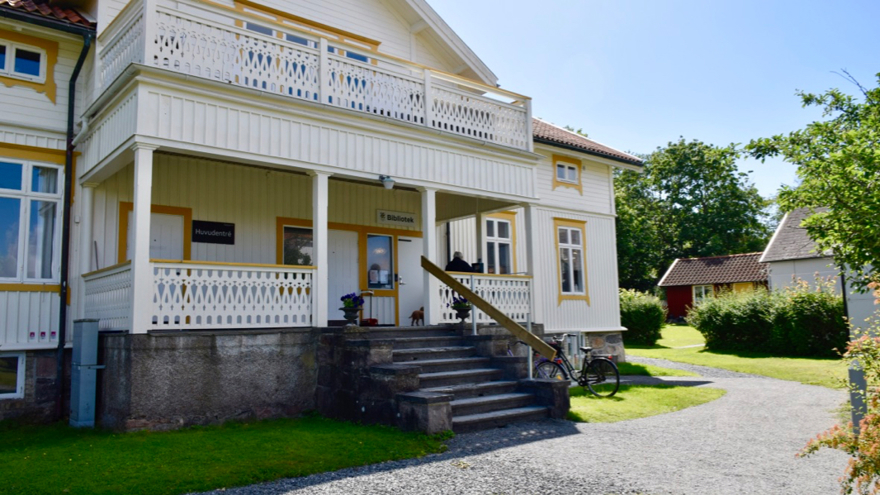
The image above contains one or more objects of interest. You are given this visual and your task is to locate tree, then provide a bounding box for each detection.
[747,71,880,289]
[615,139,770,291]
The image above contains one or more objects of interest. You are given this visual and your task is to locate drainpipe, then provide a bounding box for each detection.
[0,5,96,421]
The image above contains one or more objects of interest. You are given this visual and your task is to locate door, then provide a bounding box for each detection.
[328,230,359,324]
[397,237,424,324]
[365,234,396,325]
[126,212,185,260]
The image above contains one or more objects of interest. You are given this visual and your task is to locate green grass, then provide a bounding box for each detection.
[628,325,847,388]
[567,385,726,423]
[616,361,698,377]
[0,416,447,495]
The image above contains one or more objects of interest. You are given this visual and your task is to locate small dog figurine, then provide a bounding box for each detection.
[410,307,424,326]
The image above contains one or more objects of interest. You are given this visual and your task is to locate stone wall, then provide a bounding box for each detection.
[0,349,70,423]
[98,328,318,431]
[583,331,626,363]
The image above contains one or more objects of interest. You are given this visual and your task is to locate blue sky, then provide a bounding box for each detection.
[431,0,880,198]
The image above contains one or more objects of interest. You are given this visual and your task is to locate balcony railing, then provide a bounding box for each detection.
[438,272,532,325]
[97,0,533,151]
[83,260,314,331]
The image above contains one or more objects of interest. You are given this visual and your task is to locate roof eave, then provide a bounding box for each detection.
[533,137,644,170]
[0,4,94,34]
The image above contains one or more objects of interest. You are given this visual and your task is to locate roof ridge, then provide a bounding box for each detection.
[678,252,764,262]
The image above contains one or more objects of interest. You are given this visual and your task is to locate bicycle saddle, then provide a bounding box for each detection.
[579,346,592,353]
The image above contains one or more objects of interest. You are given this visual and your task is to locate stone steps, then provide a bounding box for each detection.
[422,380,520,400]
[418,368,504,388]
[368,326,459,340]
[393,346,477,362]
[451,392,536,417]
[409,357,490,373]
[452,406,549,433]
[387,336,467,350]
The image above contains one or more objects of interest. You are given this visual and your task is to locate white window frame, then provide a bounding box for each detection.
[693,285,714,305]
[485,218,513,275]
[0,160,64,283]
[0,41,48,84]
[0,352,26,400]
[558,225,585,295]
[556,163,579,184]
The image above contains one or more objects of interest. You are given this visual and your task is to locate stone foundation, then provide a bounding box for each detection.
[98,328,318,431]
[584,331,627,363]
[0,349,70,423]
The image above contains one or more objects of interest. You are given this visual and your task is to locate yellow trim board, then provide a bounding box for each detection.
[553,217,590,306]
[485,211,518,274]
[0,29,58,104]
[0,283,60,293]
[0,142,67,164]
[552,154,583,195]
[118,202,193,263]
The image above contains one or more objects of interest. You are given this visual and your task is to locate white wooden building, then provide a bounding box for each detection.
[0,0,642,420]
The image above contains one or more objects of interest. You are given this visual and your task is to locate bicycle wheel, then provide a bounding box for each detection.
[535,361,567,381]
[585,358,620,397]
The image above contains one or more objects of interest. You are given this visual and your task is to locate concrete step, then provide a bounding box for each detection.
[452,406,549,433]
[388,336,467,350]
[368,327,460,340]
[451,393,536,417]
[421,380,519,400]
[410,357,491,373]
[418,368,503,388]
[393,346,477,362]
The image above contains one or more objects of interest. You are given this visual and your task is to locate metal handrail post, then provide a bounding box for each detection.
[470,274,477,336]
[527,312,533,379]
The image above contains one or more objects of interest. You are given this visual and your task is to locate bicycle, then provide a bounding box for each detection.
[532,334,620,397]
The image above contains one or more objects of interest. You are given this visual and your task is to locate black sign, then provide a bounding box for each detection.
[192,221,235,245]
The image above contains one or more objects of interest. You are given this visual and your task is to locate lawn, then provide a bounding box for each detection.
[616,361,698,377]
[627,325,847,389]
[567,385,726,423]
[0,416,447,495]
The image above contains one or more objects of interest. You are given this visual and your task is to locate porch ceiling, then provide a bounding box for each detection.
[436,192,518,223]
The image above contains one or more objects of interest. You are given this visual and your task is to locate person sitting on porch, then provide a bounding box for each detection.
[445,251,474,272]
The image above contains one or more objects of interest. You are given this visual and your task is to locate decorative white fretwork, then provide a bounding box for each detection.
[150,262,313,330]
[100,11,145,88]
[438,273,532,325]
[83,262,133,331]
[326,54,425,125]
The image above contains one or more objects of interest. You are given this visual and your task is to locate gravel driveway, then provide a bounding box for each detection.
[202,357,849,495]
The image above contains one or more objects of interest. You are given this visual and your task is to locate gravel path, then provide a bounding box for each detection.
[202,359,849,495]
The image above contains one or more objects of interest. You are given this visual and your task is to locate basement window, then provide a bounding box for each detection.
[0,353,25,399]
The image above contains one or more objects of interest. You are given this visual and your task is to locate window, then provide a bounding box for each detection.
[554,218,589,305]
[282,226,313,266]
[366,234,393,290]
[485,217,513,274]
[551,154,583,194]
[693,285,714,305]
[0,40,46,83]
[0,160,62,282]
[0,353,25,399]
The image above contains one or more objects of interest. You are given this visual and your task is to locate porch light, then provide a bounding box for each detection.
[379,175,395,190]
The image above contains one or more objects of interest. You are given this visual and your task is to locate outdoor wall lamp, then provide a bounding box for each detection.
[379,175,395,190]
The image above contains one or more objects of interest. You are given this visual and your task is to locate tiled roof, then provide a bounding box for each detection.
[0,0,94,28]
[658,252,768,287]
[532,118,643,166]
[760,207,831,263]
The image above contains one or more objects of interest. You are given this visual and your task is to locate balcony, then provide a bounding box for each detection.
[98,0,533,152]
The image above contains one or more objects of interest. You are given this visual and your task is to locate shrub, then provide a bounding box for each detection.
[686,288,777,352]
[619,289,666,346]
[686,280,847,357]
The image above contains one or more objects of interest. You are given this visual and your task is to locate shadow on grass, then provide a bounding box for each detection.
[693,347,843,361]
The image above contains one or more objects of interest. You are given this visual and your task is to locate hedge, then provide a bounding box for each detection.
[620,289,666,346]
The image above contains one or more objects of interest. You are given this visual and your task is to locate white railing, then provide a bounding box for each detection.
[83,262,133,331]
[150,261,313,330]
[438,272,532,325]
[96,0,531,151]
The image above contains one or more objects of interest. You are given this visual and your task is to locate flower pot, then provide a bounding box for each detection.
[340,306,361,325]
[455,307,471,322]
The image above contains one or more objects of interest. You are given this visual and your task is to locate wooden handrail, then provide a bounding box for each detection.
[421,256,556,360]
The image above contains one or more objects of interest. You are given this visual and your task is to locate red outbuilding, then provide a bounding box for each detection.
[657,252,769,320]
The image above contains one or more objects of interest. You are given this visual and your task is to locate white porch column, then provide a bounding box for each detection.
[129,144,157,334]
[311,171,331,327]
[77,183,97,319]
[420,187,439,325]
[523,203,543,324]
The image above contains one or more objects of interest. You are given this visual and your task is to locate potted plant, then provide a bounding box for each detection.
[449,296,471,322]
[340,292,365,325]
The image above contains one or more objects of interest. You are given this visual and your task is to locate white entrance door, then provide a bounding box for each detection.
[397,237,424,324]
[126,212,185,260]
[328,229,358,323]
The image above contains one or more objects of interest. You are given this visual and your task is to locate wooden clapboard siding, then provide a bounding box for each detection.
[534,147,615,216]
[0,291,61,350]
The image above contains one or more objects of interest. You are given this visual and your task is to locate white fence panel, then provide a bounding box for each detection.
[438,273,531,324]
[83,262,133,331]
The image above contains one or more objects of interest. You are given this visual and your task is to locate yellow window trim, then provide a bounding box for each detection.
[0,142,77,201]
[553,217,590,306]
[118,202,193,263]
[485,211,518,274]
[551,154,583,195]
[0,283,60,293]
[276,217,424,326]
[0,29,58,104]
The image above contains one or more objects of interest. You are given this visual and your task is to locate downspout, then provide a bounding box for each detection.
[56,31,94,421]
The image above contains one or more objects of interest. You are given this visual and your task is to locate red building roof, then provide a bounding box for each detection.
[0,0,94,28]
[532,118,643,166]
[658,252,768,287]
